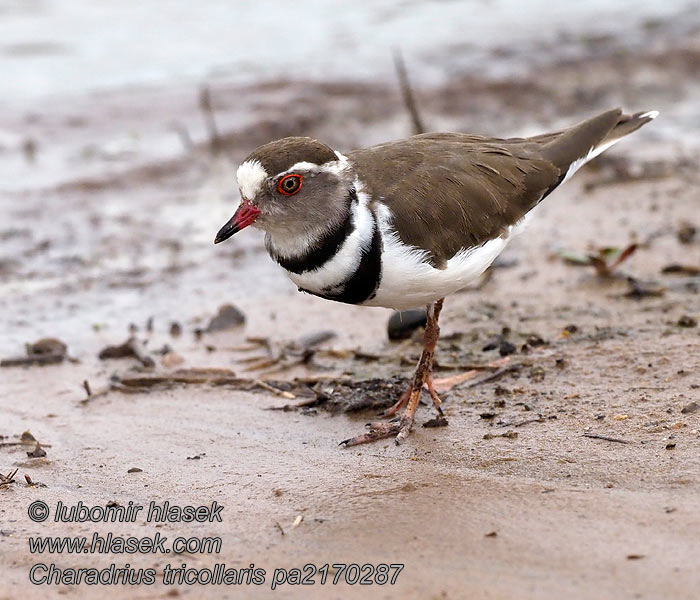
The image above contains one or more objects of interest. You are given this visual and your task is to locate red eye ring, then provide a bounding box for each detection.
[277,174,303,196]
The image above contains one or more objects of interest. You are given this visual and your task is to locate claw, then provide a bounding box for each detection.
[367,418,399,429]
[394,416,414,445]
[339,420,403,447]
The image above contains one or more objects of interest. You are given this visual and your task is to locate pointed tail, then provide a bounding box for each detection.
[540,108,659,187]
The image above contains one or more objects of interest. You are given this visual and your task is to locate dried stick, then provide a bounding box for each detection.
[199,85,222,154]
[584,433,630,444]
[393,49,426,135]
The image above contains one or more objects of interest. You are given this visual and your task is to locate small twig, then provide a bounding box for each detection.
[433,361,503,372]
[237,355,270,363]
[255,364,305,378]
[171,121,195,153]
[1,353,64,367]
[296,330,336,350]
[483,430,518,439]
[79,385,112,404]
[662,264,700,276]
[583,433,630,444]
[0,441,52,448]
[512,417,545,427]
[606,243,638,273]
[274,521,285,536]
[560,243,638,278]
[242,358,279,371]
[432,358,515,393]
[0,468,19,486]
[267,395,320,411]
[199,85,222,154]
[462,364,521,389]
[83,380,92,397]
[393,49,426,135]
[119,370,241,388]
[253,380,295,400]
[354,350,385,361]
[293,375,351,384]
[107,372,350,401]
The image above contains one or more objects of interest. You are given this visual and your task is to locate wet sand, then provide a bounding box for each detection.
[2,5,700,599]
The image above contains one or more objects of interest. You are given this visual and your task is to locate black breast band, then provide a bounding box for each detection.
[273,188,357,274]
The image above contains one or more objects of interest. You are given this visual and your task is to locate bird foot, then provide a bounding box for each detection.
[341,298,446,448]
[339,416,414,447]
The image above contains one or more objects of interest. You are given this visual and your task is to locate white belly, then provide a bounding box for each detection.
[364,233,508,310]
[363,204,527,310]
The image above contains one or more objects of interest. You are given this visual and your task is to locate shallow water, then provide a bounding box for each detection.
[0,0,695,103]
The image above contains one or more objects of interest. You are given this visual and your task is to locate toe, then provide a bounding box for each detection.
[340,420,402,447]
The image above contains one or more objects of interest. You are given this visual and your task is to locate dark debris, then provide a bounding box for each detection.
[387,309,427,341]
[677,315,697,328]
[26,442,47,458]
[98,336,155,368]
[423,416,449,428]
[1,337,67,367]
[205,303,246,332]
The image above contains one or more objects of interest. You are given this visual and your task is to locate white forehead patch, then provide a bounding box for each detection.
[236,160,268,199]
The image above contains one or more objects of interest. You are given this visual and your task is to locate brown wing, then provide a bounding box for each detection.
[348,108,651,267]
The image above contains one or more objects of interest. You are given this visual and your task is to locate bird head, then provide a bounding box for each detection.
[214,137,354,253]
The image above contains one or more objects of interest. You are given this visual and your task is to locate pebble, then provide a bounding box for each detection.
[205,304,246,332]
[499,340,517,356]
[161,352,185,368]
[387,309,427,340]
[677,315,697,328]
[681,401,698,414]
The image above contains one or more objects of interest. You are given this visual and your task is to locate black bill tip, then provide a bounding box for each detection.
[214,200,260,244]
[214,219,239,244]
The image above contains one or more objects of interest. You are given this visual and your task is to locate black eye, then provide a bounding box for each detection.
[278,174,302,196]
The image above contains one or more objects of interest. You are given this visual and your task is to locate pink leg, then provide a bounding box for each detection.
[381,388,410,418]
[341,299,445,447]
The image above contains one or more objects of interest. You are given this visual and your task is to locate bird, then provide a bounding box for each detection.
[214,108,658,446]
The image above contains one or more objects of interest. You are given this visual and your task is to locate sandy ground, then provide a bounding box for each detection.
[2,8,700,599]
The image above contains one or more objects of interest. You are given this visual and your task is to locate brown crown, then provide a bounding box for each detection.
[244,137,338,175]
